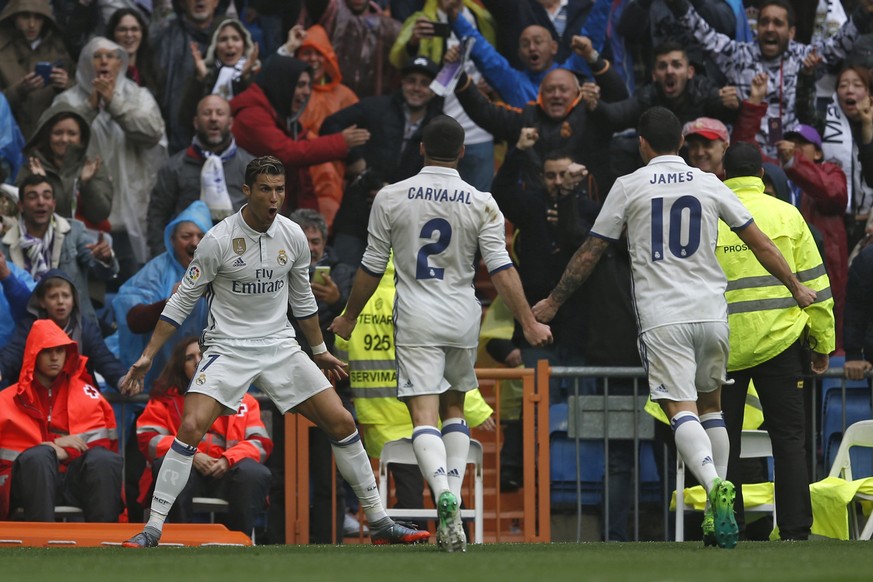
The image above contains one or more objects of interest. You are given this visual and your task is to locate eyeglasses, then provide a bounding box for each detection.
[115,26,142,34]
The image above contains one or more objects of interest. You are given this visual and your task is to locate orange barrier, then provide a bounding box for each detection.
[0,522,251,547]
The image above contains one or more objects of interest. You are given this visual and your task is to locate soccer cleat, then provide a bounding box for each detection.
[702,508,716,547]
[371,521,430,545]
[709,478,739,549]
[437,490,466,553]
[121,529,160,548]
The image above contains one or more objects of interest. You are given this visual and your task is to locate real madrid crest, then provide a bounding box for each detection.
[233,238,246,255]
[278,249,288,265]
[195,373,207,385]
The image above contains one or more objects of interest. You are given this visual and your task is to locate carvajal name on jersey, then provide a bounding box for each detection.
[407,186,471,204]
[649,172,694,184]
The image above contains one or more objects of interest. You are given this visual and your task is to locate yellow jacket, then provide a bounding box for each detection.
[335,261,493,458]
[717,176,835,370]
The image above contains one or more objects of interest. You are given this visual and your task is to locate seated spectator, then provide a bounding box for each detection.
[1,174,119,321]
[113,201,212,394]
[54,37,166,281]
[17,102,113,229]
[136,337,272,538]
[152,0,224,153]
[320,56,442,264]
[442,0,594,107]
[0,0,74,141]
[178,18,260,131]
[390,1,496,190]
[0,270,127,390]
[230,55,369,216]
[585,41,739,132]
[664,0,873,155]
[682,117,730,179]
[106,7,161,98]
[0,92,25,182]
[0,252,36,346]
[0,319,123,522]
[147,95,253,258]
[282,24,360,227]
[297,0,402,98]
[845,244,873,381]
[454,63,626,196]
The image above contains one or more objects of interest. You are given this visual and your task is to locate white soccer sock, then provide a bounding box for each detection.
[671,411,719,493]
[146,438,196,534]
[331,431,388,525]
[700,412,729,481]
[442,418,470,501]
[412,425,450,495]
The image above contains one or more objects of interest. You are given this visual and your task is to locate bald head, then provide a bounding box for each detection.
[519,25,557,73]
[194,94,233,151]
[539,68,580,120]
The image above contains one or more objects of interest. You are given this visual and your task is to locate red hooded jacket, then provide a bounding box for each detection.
[0,319,117,519]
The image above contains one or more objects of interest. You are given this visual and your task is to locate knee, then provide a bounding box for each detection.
[231,458,272,486]
[325,409,357,441]
[81,446,123,473]
[19,444,58,465]
[178,416,207,444]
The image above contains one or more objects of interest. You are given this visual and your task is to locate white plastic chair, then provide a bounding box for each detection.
[827,420,873,540]
[675,430,776,541]
[378,438,484,544]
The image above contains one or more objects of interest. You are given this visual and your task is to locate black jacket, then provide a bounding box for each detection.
[845,244,873,363]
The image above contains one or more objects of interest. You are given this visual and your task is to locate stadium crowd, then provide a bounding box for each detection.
[0,0,871,545]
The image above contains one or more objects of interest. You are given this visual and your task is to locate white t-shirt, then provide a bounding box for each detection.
[361,166,512,347]
[590,155,753,333]
[162,209,318,343]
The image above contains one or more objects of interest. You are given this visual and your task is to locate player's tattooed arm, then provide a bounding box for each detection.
[533,236,608,323]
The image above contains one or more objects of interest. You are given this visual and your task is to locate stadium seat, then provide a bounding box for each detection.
[377,438,484,544]
[674,430,776,542]
[827,420,873,539]
[12,506,84,522]
[548,403,605,507]
[822,392,873,472]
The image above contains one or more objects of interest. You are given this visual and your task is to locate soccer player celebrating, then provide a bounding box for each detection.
[532,107,817,549]
[120,156,429,548]
[331,115,552,552]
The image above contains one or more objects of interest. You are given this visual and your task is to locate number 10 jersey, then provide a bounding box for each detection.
[590,155,753,333]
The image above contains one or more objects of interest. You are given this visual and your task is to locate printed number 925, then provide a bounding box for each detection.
[364,334,392,351]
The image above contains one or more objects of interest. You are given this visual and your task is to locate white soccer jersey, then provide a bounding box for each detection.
[590,155,752,333]
[361,166,512,348]
[162,209,318,342]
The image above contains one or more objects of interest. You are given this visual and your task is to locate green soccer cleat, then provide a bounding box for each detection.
[709,478,739,549]
[702,508,716,547]
[437,490,466,553]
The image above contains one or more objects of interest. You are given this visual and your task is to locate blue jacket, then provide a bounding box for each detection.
[0,268,126,390]
[111,201,213,392]
[0,262,35,345]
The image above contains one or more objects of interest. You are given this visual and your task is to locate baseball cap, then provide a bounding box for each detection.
[682,117,730,143]
[401,56,440,80]
[784,124,822,149]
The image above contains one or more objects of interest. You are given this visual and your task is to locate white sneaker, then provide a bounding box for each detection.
[344,512,369,537]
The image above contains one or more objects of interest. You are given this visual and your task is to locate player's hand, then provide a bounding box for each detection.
[845,359,873,380]
[477,415,496,432]
[522,320,552,347]
[204,456,230,478]
[810,352,829,375]
[328,314,357,340]
[313,351,349,382]
[505,348,523,368]
[192,452,215,475]
[791,283,816,309]
[54,435,89,452]
[120,354,153,396]
[532,296,559,323]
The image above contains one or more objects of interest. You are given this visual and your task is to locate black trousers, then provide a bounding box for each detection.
[721,340,813,540]
[10,444,123,522]
[151,455,271,537]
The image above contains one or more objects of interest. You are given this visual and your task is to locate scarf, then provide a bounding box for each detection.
[822,96,873,215]
[211,57,247,101]
[193,136,238,221]
[18,219,54,280]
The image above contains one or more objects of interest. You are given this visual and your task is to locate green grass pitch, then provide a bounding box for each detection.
[3,541,873,582]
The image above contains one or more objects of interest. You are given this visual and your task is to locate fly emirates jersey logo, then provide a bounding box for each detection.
[232,267,286,294]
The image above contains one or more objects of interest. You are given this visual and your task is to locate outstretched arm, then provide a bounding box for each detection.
[119,319,178,396]
[734,222,816,307]
[329,268,382,340]
[490,266,552,348]
[532,236,609,322]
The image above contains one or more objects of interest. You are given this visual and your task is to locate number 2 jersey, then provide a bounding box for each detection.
[161,210,318,343]
[360,166,513,348]
[590,155,753,333]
